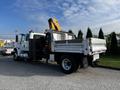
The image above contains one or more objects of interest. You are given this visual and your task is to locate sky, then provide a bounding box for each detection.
[0,0,120,38]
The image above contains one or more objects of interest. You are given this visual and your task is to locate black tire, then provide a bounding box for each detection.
[13,51,19,61]
[22,52,32,63]
[88,56,97,67]
[1,53,6,56]
[91,61,98,67]
[81,57,88,68]
[60,55,79,74]
[24,57,32,63]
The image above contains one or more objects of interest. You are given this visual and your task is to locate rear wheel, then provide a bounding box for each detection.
[60,55,79,74]
[91,61,98,67]
[81,57,89,68]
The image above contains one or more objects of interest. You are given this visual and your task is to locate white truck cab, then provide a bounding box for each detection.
[13,32,45,61]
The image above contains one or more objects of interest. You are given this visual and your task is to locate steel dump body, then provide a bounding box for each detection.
[54,40,84,53]
[53,39,106,55]
[89,38,107,54]
[48,30,107,56]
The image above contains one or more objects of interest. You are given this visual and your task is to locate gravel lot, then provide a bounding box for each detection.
[0,56,120,90]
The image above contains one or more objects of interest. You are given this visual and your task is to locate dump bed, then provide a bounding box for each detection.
[48,30,107,55]
[53,38,106,55]
[89,38,106,55]
[54,39,83,53]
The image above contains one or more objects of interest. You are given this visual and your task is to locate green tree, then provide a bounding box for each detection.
[68,30,73,34]
[77,30,83,40]
[98,28,104,39]
[86,27,93,38]
[110,32,118,54]
[106,34,111,54]
[68,30,76,38]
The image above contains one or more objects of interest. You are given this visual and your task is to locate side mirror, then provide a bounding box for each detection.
[16,35,18,42]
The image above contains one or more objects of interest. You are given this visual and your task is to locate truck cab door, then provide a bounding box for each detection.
[20,34,29,51]
[29,34,45,61]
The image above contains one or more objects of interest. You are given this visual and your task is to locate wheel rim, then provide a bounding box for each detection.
[62,58,72,71]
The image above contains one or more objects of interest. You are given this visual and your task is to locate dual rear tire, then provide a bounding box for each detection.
[60,55,79,74]
[60,55,89,74]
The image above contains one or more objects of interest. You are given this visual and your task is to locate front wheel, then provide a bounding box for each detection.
[13,52,19,61]
[60,55,79,74]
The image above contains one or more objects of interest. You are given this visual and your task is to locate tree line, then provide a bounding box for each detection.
[68,27,120,55]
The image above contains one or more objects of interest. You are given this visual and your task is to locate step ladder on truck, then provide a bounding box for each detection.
[13,18,107,74]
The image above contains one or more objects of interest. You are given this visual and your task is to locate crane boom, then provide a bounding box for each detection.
[48,18,61,31]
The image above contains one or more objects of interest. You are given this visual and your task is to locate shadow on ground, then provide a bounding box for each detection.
[0,56,65,77]
[0,56,119,78]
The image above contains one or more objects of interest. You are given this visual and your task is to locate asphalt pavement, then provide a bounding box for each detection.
[0,55,120,90]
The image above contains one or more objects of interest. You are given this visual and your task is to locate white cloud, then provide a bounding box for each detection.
[14,0,120,34]
[14,0,41,11]
[92,19,120,34]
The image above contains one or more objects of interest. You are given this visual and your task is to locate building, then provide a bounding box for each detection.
[0,40,4,47]
[0,39,15,47]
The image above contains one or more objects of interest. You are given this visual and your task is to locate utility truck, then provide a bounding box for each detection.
[13,18,107,74]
